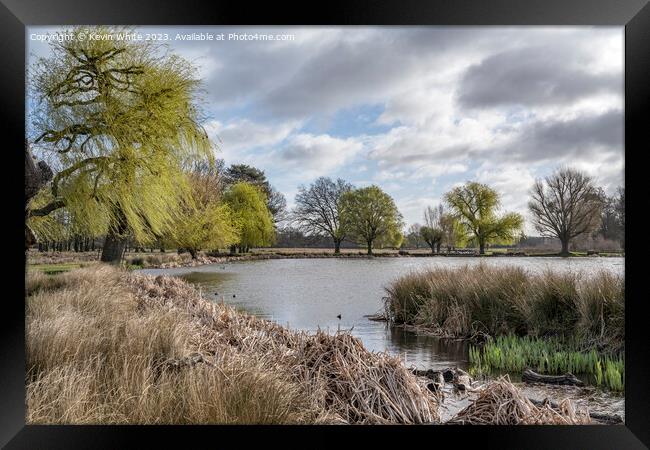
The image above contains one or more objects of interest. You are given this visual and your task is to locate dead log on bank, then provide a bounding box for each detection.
[522,368,584,386]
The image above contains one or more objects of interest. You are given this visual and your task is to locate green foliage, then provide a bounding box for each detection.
[445,182,523,253]
[168,164,240,256]
[224,164,286,220]
[339,185,404,254]
[469,335,624,391]
[172,201,240,257]
[27,26,212,245]
[440,213,468,249]
[223,182,275,249]
[420,226,443,253]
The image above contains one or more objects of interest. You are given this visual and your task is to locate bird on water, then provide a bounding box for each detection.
[336,314,341,320]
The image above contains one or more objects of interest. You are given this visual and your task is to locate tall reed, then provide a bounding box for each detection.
[384,264,624,350]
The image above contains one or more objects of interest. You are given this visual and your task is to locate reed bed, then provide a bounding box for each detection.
[26,266,438,424]
[384,264,624,350]
[469,335,624,391]
[448,376,592,425]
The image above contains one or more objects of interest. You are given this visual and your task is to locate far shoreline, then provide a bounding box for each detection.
[26,248,625,272]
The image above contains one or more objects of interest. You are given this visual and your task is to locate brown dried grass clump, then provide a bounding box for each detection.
[26,266,438,425]
[127,272,439,424]
[385,264,624,348]
[447,376,591,425]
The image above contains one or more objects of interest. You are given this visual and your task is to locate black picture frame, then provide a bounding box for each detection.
[2,0,648,448]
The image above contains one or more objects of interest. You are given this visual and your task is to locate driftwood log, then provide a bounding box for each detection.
[522,368,584,386]
[527,398,623,424]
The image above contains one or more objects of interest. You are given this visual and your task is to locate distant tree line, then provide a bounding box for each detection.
[25,27,624,260]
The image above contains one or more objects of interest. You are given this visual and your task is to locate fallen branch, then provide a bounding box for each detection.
[522,368,584,386]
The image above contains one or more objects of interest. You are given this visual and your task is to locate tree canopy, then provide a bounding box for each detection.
[222,182,275,252]
[169,162,240,258]
[445,182,523,254]
[340,185,404,255]
[223,164,286,222]
[26,26,212,262]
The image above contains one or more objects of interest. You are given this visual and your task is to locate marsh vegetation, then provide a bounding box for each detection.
[384,265,624,392]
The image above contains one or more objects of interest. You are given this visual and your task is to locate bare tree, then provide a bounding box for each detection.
[615,186,625,250]
[528,167,602,256]
[421,205,445,253]
[291,177,353,253]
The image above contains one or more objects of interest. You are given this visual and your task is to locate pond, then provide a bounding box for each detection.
[141,256,625,420]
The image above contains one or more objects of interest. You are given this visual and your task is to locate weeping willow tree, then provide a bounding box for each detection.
[169,160,240,259]
[26,27,213,263]
[222,182,275,253]
[445,182,523,255]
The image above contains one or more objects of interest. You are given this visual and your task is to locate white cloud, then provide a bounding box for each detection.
[276,133,364,174]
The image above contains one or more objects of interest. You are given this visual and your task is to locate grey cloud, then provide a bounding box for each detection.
[457,45,621,109]
[503,109,623,162]
[217,28,519,120]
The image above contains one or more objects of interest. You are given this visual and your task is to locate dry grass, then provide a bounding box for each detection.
[27,250,100,265]
[385,264,624,348]
[124,252,192,268]
[26,266,438,424]
[447,376,592,425]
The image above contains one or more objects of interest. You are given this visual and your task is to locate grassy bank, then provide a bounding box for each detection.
[384,265,624,349]
[26,266,439,424]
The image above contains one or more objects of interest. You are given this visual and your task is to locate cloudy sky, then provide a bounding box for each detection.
[27,26,624,233]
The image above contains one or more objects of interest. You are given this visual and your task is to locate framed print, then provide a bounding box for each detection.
[2,0,649,447]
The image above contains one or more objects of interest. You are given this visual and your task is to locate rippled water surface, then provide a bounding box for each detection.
[141,256,625,420]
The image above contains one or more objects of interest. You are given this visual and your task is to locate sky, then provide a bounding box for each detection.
[27,26,624,234]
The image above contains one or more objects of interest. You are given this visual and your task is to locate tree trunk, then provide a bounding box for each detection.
[101,232,127,264]
[334,239,341,254]
[367,240,373,255]
[101,209,128,264]
[479,239,485,255]
[560,239,570,257]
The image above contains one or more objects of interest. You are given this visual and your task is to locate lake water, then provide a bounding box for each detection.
[141,256,625,420]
